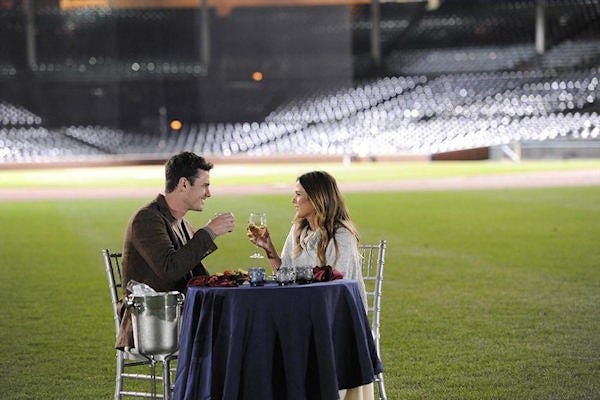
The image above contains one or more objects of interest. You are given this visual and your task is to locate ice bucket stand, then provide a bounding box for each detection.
[127,291,185,399]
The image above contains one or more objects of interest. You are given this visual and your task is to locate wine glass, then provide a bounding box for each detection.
[248,212,267,259]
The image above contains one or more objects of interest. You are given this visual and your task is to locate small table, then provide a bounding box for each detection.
[173,280,383,400]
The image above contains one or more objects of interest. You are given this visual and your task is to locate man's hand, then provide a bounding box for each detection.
[206,212,235,236]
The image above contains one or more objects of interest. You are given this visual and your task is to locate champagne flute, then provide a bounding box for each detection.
[248,212,267,259]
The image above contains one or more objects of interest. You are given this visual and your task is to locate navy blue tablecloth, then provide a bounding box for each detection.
[173,279,383,400]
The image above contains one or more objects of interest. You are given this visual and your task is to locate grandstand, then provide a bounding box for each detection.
[0,0,599,164]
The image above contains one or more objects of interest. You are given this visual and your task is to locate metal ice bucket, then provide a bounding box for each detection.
[127,291,185,356]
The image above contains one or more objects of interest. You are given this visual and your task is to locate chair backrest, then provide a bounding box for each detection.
[102,249,124,335]
[358,240,386,356]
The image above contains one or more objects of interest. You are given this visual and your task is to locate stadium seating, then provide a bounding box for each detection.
[1,67,598,162]
[0,1,599,163]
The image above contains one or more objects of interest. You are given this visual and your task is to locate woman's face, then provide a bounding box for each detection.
[292,182,315,220]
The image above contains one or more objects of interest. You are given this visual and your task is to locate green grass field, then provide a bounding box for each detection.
[1,160,599,399]
[1,159,600,188]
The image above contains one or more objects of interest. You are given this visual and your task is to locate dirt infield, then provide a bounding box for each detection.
[1,169,599,202]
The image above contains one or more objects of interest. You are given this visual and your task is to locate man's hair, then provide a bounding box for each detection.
[164,152,213,193]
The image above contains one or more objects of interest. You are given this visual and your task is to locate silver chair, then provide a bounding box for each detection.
[102,249,177,400]
[359,240,387,400]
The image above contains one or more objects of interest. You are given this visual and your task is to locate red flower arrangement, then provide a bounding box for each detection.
[312,265,344,282]
[188,269,248,287]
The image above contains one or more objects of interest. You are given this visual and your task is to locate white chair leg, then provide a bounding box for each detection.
[115,351,124,400]
[376,373,387,400]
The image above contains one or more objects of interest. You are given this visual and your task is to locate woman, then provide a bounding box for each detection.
[247,170,373,399]
[248,170,365,294]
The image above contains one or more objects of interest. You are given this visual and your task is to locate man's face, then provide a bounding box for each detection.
[185,169,211,212]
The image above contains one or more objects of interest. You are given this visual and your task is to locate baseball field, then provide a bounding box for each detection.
[1,159,599,399]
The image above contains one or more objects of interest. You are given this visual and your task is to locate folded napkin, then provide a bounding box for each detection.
[188,274,238,287]
[312,265,344,282]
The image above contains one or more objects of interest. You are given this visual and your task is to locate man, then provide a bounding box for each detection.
[116,151,235,350]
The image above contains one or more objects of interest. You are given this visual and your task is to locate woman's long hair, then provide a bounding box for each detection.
[293,171,359,266]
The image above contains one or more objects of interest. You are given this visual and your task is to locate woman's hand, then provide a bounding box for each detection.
[246,224,271,249]
[248,225,282,271]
